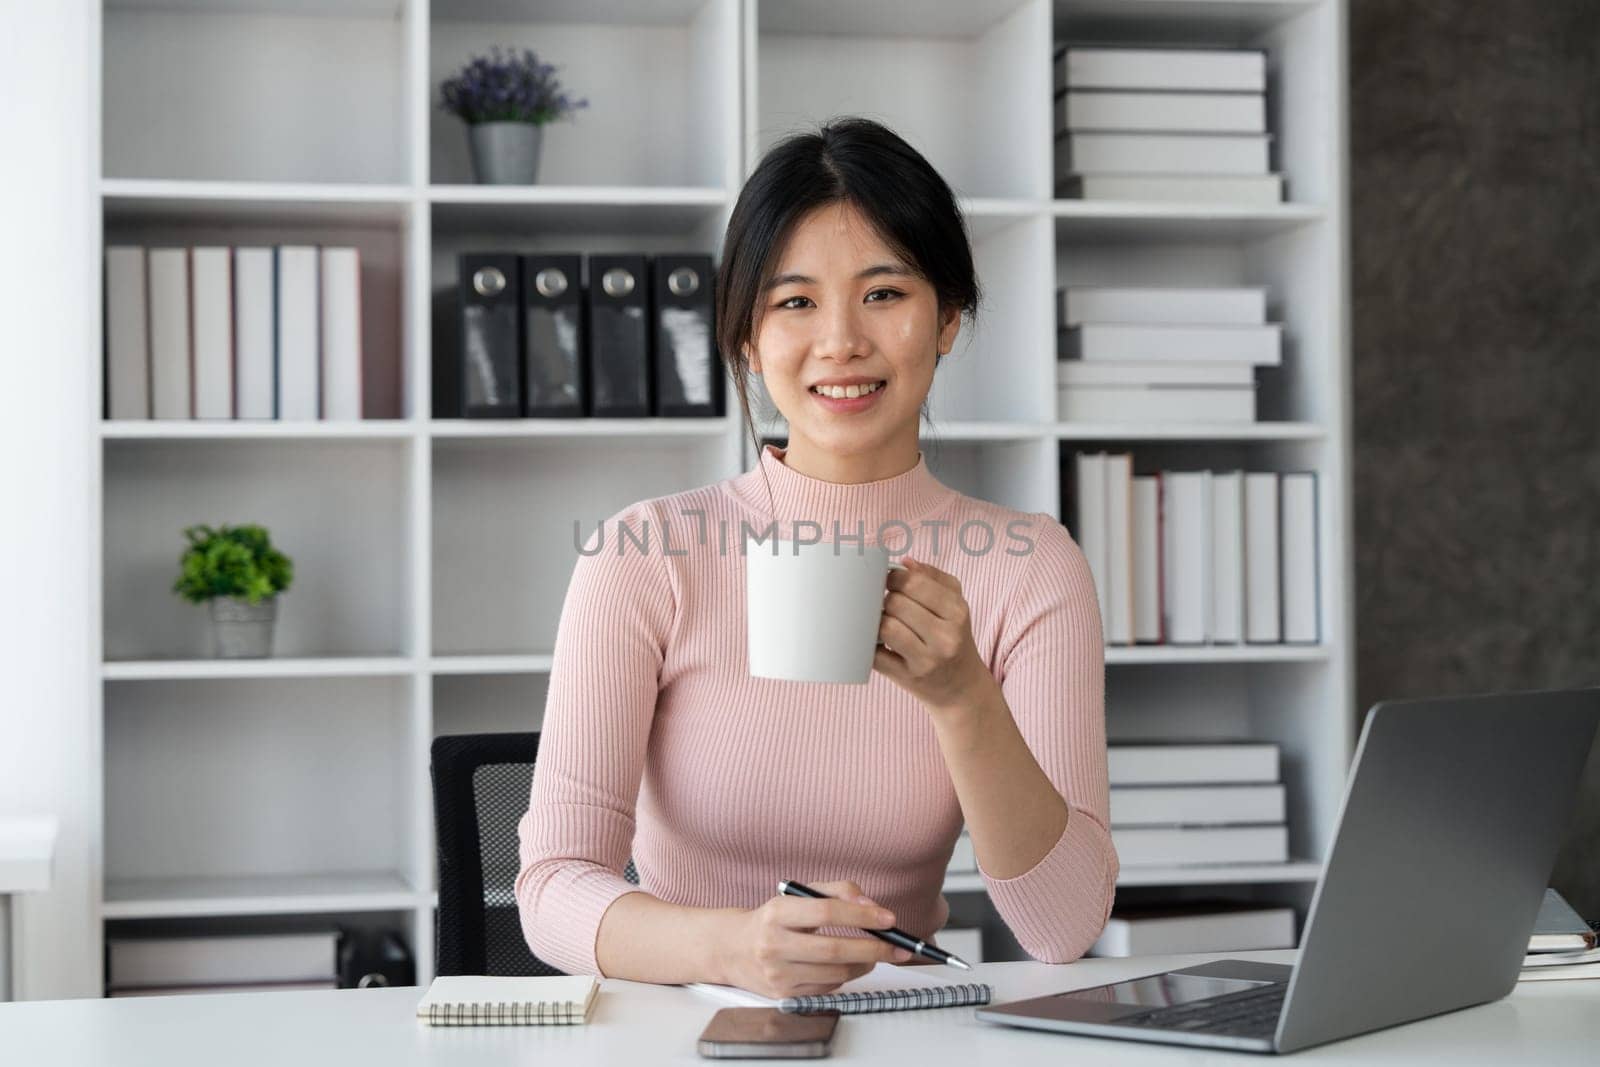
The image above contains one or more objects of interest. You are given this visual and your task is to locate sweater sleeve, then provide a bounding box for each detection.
[977,513,1118,963]
[514,500,676,976]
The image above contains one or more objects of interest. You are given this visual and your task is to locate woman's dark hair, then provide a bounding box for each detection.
[715,117,982,462]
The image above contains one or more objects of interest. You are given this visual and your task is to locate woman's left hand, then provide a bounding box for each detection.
[874,557,998,716]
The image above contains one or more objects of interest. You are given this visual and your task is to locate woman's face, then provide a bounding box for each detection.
[748,200,960,461]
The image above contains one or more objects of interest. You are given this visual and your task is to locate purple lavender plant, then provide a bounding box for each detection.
[439,47,589,126]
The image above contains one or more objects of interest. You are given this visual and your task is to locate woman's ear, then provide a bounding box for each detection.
[936,304,961,356]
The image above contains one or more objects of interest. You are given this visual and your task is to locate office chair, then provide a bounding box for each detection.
[431,731,640,977]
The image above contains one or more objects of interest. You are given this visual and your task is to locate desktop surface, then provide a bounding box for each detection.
[2,951,1597,1065]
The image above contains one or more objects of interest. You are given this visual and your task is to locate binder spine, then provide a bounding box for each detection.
[586,254,652,417]
[520,253,586,417]
[778,982,993,1015]
[458,253,522,418]
[652,253,723,417]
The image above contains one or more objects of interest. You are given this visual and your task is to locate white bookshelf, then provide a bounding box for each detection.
[92,0,1351,986]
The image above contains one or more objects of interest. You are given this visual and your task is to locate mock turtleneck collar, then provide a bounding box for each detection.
[723,444,954,539]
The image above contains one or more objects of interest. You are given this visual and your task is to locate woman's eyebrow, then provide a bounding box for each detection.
[762,263,913,291]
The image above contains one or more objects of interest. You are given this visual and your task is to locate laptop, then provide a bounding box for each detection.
[977,688,1600,1054]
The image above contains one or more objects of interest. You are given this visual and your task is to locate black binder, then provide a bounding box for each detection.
[652,253,723,417]
[520,253,586,417]
[586,253,651,417]
[457,253,521,418]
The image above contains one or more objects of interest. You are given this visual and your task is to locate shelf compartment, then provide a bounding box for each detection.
[103,5,408,184]
[434,673,549,737]
[102,439,412,661]
[103,656,416,681]
[102,871,421,920]
[430,0,739,189]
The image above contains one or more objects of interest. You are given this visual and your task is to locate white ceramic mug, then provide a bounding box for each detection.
[745,537,907,684]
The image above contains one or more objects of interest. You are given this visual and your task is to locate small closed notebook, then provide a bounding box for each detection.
[416,975,599,1026]
[688,962,992,1015]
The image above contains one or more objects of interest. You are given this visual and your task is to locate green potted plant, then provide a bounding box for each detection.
[173,524,294,658]
[439,46,590,185]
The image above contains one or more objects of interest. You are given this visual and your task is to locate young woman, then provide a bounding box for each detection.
[516,117,1115,998]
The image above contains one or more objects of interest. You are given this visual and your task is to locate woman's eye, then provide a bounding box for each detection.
[776,295,813,309]
[866,288,903,303]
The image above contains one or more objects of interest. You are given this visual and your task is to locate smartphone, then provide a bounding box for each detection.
[696,1007,840,1059]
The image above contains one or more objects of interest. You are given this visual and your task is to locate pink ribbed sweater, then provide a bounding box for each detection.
[516,444,1116,976]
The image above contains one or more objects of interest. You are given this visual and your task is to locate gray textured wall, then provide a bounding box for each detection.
[1350,0,1600,915]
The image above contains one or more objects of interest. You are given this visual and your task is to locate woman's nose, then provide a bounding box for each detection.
[813,301,870,361]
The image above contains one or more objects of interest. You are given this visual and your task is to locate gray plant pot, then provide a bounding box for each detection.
[209,596,278,659]
[468,121,544,185]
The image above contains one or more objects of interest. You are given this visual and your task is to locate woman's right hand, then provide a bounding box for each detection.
[714,879,914,998]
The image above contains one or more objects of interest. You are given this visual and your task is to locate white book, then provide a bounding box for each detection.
[1058,173,1284,205]
[104,246,149,420]
[1062,48,1267,92]
[1059,386,1256,424]
[1108,743,1281,786]
[190,247,233,420]
[146,248,191,420]
[1092,905,1296,957]
[1105,452,1134,645]
[1110,784,1287,827]
[1132,475,1162,643]
[946,831,976,874]
[1113,825,1289,866]
[1056,359,1256,387]
[233,247,276,419]
[1244,472,1282,642]
[1060,90,1267,134]
[1210,471,1245,643]
[1161,471,1211,643]
[276,245,321,420]
[1059,286,1267,327]
[107,931,338,988]
[1057,133,1271,177]
[1074,452,1110,635]
[1281,472,1320,643]
[319,247,363,421]
[1063,324,1282,365]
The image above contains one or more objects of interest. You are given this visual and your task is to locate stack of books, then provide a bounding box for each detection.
[104,245,366,421]
[1053,45,1284,204]
[1056,286,1280,423]
[1072,454,1319,645]
[1108,742,1288,866]
[105,929,341,997]
[1520,889,1600,982]
[1091,902,1297,957]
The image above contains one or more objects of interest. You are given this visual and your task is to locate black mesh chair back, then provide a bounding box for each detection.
[431,731,642,977]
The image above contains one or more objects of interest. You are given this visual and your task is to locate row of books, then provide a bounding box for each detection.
[450,252,723,420]
[1053,46,1284,205]
[1073,454,1319,646]
[1109,742,1288,866]
[1057,285,1280,424]
[104,245,365,421]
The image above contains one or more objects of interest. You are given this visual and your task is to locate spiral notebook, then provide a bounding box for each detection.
[415,975,599,1026]
[688,962,993,1015]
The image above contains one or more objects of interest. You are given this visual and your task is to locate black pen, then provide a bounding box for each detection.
[778,880,973,971]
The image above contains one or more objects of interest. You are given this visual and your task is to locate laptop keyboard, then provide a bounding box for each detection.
[1113,982,1286,1039]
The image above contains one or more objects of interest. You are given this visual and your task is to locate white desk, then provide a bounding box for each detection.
[1,950,1596,1065]
[0,817,57,1002]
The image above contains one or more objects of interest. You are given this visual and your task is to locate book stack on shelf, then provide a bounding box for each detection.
[105,929,340,998]
[1108,742,1288,867]
[447,252,722,421]
[1091,902,1296,957]
[104,245,366,422]
[1056,286,1281,424]
[1072,453,1319,646]
[1053,45,1284,204]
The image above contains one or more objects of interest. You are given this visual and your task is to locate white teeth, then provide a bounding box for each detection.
[812,381,883,399]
